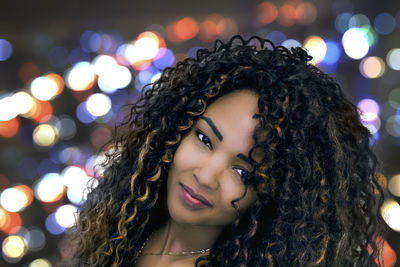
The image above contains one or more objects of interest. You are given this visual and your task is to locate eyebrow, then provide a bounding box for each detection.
[199,117,223,141]
[237,153,254,166]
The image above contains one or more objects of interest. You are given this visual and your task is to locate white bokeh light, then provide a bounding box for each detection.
[0,188,26,212]
[342,28,369,59]
[55,204,79,228]
[85,93,111,116]
[30,76,58,101]
[64,62,96,91]
[34,173,65,203]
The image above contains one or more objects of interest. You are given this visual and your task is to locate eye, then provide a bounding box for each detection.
[196,131,212,149]
[234,168,249,178]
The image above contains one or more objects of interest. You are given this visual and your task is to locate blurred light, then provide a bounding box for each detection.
[256,2,278,25]
[348,13,370,28]
[45,213,65,235]
[0,174,10,191]
[361,26,378,46]
[58,146,83,165]
[13,91,34,115]
[0,94,19,121]
[30,76,59,101]
[295,2,318,24]
[389,174,400,197]
[23,227,46,252]
[342,28,369,59]
[55,204,79,228]
[359,56,385,79]
[86,93,111,116]
[29,99,53,123]
[29,258,52,267]
[381,199,400,231]
[174,17,199,40]
[198,14,224,42]
[389,88,400,108]
[15,184,34,208]
[385,115,400,137]
[322,40,341,65]
[37,159,59,176]
[374,13,396,35]
[64,62,96,91]
[33,124,58,147]
[34,173,65,202]
[54,115,77,140]
[0,210,22,234]
[304,35,327,64]
[80,31,101,52]
[0,117,20,138]
[335,12,353,33]
[278,3,297,27]
[153,48,175,69]
[48,47,68,68]
[68,48,90,65]
[46,73,64,96]
[76,102,97,124]
[2,235,26,259]
[282,39,302,49]
[125,32,160,64]
[215,17,239,39]
[0,187,26,212]
[387,48,400,71]
[0,39,13,61]
[358,98,380,122]
[18,62,40,84]
[266,30,286,46]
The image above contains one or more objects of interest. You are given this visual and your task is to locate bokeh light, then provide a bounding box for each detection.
[386,48,400,71]
[358,98,380,122]
[374,12,396,35]
[256,2,278,25]
[45,213,65,235]
[174,17,199,41]
[0,94,19,121]
[85,93,112,117]
[322,40,341,65]
[388,88,400,108]
[55,204,78,228]
[359,56,385,79]
[34,173,65,203]
[2,235,26,259]
[0,39,13,61]
[389,174,400,197]
[281,39,302,49]
[303,35,327,64]
[277,3,297,27]
[23,226,46,252]
[0,117,20,138]
[18,62,40,84]
[342,27,369,59]
[385,115,400,137]
[30,76,59,101]
[33,124,58,147]
[348,13,370,28]
[64,62,96,91]
[335,12,353,33]
[381,199,400,232]
[29,258,52,267]
[295,2,318,24]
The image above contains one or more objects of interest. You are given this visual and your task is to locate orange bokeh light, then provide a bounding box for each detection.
[174,17,199,41]
[257,2,278,25]
[0,117,20,138]
[1,211,22,234]
[295,2,318,24]
[46,73,65,96]
[18,62,40,84]
[30,99,53,123]
[278,3,297,27]
[199,14,224,42]
[15,184,34,208]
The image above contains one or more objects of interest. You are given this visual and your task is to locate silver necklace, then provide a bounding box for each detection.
[137,231,211,257]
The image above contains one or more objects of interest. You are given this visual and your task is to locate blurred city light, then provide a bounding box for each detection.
[0,39,13,61]
[303,35,327,64]
[342,27,369,59]
[381,199,400,232]
[85,93,112,116]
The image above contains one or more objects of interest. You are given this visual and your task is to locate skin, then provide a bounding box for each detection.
[136,90,260,267]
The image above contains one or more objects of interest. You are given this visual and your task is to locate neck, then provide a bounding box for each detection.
[145,218,224,255]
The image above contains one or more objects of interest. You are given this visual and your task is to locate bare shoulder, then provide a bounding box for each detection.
[135,255,198,267]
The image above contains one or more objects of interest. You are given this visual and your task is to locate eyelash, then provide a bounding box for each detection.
[195,130,249,178]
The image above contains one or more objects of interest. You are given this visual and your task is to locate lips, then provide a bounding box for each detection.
[179,182,213,208]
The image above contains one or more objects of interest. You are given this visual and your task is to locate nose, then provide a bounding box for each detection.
[193,157,223,191]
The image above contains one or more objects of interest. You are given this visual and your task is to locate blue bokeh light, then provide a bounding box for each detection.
[266,31,286,45]
[76,102,97,124]
[68,48,91,65]
[374,13,396,35]
[153,48,175,70]
[0,39,13,61]
[322,40,341,65]
[80,31,101,52]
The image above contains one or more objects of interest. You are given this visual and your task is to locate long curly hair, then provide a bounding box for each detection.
[65,35,386,266]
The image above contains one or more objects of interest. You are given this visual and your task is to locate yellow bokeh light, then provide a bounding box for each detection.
[29,258,52,267]
[2,235,26,258]
[33,124,58,147]
[303,35,327,64]
[64,62,96,91]
[359,56,385,79]
[380,198,400,232]
[388,174,400,197]
[34,173,65,203]
[125,32,160,63]
[30,76,59,101]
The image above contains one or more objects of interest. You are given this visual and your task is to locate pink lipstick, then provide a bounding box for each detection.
[179,182,213,209]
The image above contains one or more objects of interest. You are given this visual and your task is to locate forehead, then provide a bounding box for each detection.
[201,90,259,148]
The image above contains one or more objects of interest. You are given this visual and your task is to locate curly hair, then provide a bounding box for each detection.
[64,35,386,266]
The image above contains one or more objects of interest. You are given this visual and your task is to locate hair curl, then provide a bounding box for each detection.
[64,35,386,266]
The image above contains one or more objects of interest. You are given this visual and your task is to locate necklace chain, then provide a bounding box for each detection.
[137,231,211,257]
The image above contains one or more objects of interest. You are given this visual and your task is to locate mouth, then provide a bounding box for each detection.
[179,182,213,208]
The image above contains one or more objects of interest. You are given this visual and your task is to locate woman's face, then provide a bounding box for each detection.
[167,90,259,227]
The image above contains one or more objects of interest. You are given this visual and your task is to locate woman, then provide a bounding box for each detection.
[66,36,386,266]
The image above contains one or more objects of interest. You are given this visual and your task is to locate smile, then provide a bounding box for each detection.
[179,183,213,209]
